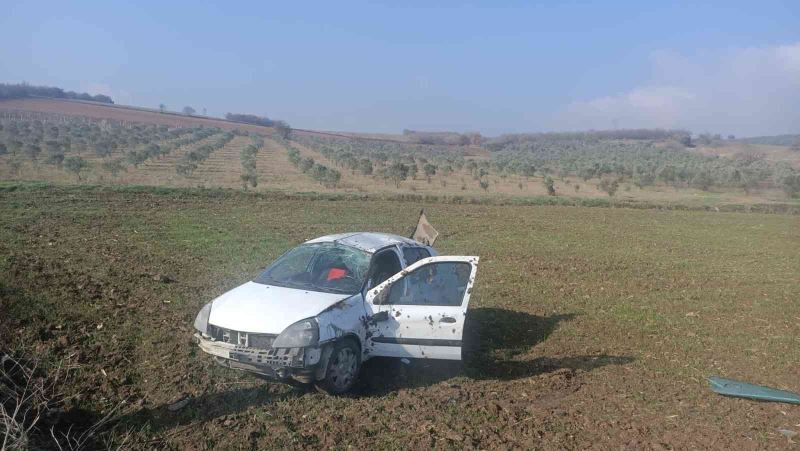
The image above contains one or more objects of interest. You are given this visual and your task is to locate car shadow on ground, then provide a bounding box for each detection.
[354,307,633,396]
[117,307,632,433]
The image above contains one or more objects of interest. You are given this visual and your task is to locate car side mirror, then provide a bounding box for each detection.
[370,310,389,323]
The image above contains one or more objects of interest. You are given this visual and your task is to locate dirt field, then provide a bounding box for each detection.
[1,183,798,449]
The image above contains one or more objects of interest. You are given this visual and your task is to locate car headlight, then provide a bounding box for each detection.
[272,318,319,348]
[194,302,213,335]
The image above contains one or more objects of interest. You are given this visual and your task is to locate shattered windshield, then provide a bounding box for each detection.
[253,242,371,295]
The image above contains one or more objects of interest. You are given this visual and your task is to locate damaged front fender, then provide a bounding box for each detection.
[316,295,368,349]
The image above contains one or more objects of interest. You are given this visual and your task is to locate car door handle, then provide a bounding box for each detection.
[439,316,456,323]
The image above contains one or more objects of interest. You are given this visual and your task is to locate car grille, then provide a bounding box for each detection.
[208,325,276,349]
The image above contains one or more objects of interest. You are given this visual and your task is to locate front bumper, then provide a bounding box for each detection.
[194,333,322,382]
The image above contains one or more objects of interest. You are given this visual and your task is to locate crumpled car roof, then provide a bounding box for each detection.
[305,232,422,253]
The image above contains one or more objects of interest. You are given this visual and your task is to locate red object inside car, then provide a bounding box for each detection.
[327,268,347,281]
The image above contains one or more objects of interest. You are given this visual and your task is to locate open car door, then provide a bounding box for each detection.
[364,256,479,360]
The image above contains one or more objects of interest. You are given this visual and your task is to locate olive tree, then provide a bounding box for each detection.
[102,159,126,178]
[691,171,714,191]
[599,178,620,197]
[543,176,556,196]
[7,157,22,176]
[423,163,437,183]
[274,121,291,140]
[299,157,315,173]
[356,158,373,175]
[781,173,800,198]
[63,156,89,181]
[386,162,409,188]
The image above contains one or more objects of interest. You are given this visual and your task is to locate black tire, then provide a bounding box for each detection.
[315,338,361,395]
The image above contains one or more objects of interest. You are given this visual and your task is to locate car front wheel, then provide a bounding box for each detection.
[315,338,360,394]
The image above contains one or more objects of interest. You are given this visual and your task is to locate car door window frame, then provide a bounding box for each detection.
[362,246,404,292]
[401,246,431,267]
[384,261,472,307]
[367,256,479,308]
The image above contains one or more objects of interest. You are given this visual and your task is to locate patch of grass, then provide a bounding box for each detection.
[2,180,799,214]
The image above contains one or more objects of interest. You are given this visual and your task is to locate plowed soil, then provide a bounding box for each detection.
[1,184,799,449]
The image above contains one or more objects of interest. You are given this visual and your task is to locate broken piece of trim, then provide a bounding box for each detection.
[709,376,800,405]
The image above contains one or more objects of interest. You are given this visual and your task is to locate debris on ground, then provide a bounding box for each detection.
[708,376,800,405]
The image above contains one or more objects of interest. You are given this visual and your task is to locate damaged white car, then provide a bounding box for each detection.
[193,232,478,394]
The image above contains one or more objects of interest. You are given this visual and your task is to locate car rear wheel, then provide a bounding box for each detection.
[316,338,360,394]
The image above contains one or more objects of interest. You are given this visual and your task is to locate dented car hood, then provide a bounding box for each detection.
[207,281,350,334]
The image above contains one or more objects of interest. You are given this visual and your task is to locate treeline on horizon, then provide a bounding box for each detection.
[484,129,690,151]
[402,129,484,146]
[738,134,800,147]
[402,128,692,149]
[0,82,114,104]
[224,112,290,134]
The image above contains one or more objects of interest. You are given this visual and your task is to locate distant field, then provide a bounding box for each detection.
[0,98,435,145]
[1,99,799,210]
[738,134,800,147]
[696,141,800,170]
[0,98,279,134]
[1,184,798,448]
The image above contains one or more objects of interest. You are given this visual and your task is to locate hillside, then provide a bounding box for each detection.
[1,98,799,208]
[695,141,800,170]
[0,98,283,135]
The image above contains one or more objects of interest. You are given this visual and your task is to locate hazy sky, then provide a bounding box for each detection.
[1,1,798,136]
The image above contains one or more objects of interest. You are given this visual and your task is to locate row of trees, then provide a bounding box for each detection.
[4,112,798,198]
[286,146,341,188]
[483,129,690,151]
[296,129,800,198]
[124,128,217,168]
[295,134,469,187]
[0,115,232,182]
[175,131,234,177]
[1,117,187,161]
[0,82,113,104]
[103,127,225,178]
[488,136,800,197]
[402,129,483,146]
[240,135,264,189]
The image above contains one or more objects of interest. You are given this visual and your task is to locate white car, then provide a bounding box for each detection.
[193,232,479,394]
